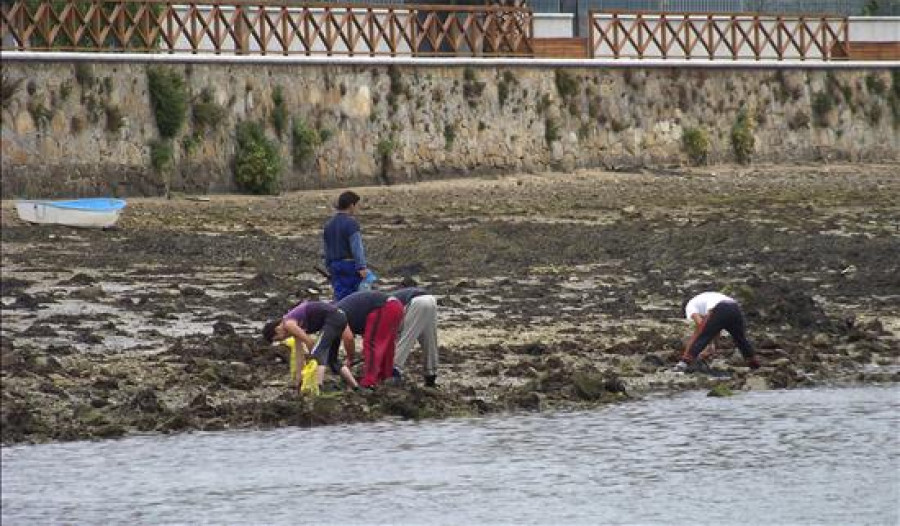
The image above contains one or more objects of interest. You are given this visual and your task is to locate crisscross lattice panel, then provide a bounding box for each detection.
[1,0,534,56]
[589,11,848,60]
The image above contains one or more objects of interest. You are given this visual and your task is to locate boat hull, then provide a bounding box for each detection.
[15,199,126,228]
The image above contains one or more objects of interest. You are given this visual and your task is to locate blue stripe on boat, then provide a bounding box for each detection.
[33,198,127,212]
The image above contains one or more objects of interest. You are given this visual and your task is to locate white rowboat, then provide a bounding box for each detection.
[15,198,127,228]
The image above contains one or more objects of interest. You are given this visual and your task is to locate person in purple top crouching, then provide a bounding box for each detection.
[262,300,360,391]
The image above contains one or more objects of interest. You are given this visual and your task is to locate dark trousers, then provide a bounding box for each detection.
[310,309,348,374]
[686,301,755,360]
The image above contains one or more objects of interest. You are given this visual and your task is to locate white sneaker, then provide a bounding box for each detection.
[673,360,689,372]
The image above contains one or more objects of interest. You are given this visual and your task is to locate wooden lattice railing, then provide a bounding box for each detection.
[590,11,849,60]
[1,0,534,56]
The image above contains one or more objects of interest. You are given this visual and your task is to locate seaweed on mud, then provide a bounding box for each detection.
[0,277,32,295]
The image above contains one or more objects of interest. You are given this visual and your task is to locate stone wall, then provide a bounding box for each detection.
[1,58,898,198]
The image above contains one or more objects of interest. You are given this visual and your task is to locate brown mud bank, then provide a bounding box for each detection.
[2,163,899,444]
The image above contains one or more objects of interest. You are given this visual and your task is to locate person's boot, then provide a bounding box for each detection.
[747,355,761,370]
[424,375,437,388]
[690,358,713,375]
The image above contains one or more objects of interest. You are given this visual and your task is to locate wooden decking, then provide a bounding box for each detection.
[532,37,589,58]
[832,42,900,60]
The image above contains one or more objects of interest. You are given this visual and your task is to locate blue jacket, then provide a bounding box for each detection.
[323,212,367,270]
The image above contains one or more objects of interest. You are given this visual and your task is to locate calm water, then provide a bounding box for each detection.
[2,386,898,525]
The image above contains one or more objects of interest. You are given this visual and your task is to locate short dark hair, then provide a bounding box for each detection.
[262,319,281,343]
[336,191,360,210]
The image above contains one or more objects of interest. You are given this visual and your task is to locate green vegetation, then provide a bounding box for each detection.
[610,118,628,132]
[682,127,710,166]
[889,70,900,127]
[498,70,517,107]
[588,98,600,120]
[181,134,201,156]
[555,69,579,101]
[59,80,73,101]
[192,88,226,133]
[867,103,883,126]
[707,384,734,397]
[462,67,485,107]
[147,67,187,139]
[270,85,288,138]
[536,93,552,114]
[544,117,560,144]
[291,118,320,167]
[1,74,23,110]
[376,137,396,161]
[730,107,755,165]
[104,104,125,132]
[234,121,281,195]
[75,62,94,88]
[388,65,403,96]
[70,115,85,134]
[811,91,835,127]
[26,100,52,129]
[862,0,883,15]
[865,73,887,96]
[443,123,456,149]
[788,111,811,130]
[149,139,173,172]
[577,122,591,142]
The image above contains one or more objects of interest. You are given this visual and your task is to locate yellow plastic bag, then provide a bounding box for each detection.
[300,358,320,396]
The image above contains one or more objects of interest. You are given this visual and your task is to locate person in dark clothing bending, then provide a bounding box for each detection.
[323,191,369,301]
[675,291,761,373]
[336,290,404,388]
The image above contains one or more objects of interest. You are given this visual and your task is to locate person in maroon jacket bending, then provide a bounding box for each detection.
[336,290,404,388]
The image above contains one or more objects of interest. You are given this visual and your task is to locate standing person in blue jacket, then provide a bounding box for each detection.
[323,191,370,301]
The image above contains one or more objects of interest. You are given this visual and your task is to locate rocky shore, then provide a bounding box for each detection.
[2,163,898,444]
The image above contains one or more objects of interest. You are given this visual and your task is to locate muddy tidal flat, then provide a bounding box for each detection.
[2,164,899,444]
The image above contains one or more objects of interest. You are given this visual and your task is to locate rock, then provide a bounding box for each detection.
[69,285,105,300]
[743,376,769,391]
[811,333,831,348]
[128,388,167,413]
[212,320,235,336]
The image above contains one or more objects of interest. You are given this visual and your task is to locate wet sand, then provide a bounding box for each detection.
[2,163,899,444]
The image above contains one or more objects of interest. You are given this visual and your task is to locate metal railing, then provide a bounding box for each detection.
[1,0,535,56]
[589,11,849,59]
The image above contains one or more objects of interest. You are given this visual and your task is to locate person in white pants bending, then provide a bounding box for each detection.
[390,287,439,387]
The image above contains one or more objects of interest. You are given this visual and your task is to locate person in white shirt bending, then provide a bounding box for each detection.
[675,292,761,373]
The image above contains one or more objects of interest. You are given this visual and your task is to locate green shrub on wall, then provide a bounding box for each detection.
[147,67,187,139]
[291,118,320,167]
[192,88,226,133]
[555,70,579,101]
[811,91,835,127]
[682,127,710,166]
[234,121,281,195]
[2,75,23,110]
[730,107,755,165]
[149,139,173,172]
[271,85,288,138]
